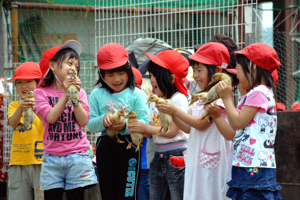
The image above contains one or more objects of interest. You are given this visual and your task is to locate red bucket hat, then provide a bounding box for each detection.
[39,40,82,79]
[145,50,189,96]
[97,43,129,70]
[8,62,43,82]
[234,43,281,73]
[131,67,143,88]
[189,42,233,72]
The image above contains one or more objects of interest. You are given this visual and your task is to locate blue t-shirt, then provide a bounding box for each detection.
[87,86,150,169]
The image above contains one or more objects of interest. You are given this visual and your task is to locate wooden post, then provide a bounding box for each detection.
[11,2,18,63]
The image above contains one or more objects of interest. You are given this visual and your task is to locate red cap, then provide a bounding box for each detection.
[39,40,82,78]
[189,42,230,69]
[234,43,281,73]
[290,102,300,111]
[146,50,189,96]
[131,67,143,88]
[271,69,278,87]
[97,43,129,70]
[8,62,43,82]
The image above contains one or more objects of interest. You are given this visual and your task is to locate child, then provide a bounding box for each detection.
[155,42,233,199]
[33,40,98,200]
[215,43,282,199]
[127,50,189,200]
[7,62,44,200]
[87,43,149,200]
[131,66,150,200]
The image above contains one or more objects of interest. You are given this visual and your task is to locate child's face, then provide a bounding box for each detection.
[149,72,165,99]
[15,79,37,99]
[50,56,79,83]
[104,70,128,93]
[236,63,251,90]
[192,63,208,90]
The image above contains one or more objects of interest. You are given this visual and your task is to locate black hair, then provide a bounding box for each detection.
[42,48,80,87]
[191,60,218,91]
[236,54,276,97]
[147,61,178,99]
[94,62,135,93]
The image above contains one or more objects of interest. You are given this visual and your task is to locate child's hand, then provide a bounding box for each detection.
[156,101,176,115]
[205,103,222,119]
[20,98,35,111]
[127,121,147,133]
[111,119,126,131]
[103,113,113,128]
[215,80,232,100]
[73,78,82,91]
[63,76,74,91]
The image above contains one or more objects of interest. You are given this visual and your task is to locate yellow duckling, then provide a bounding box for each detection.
[189,92,208,106]
[147,94,172,137]
[107,109,125,143]
[204,72,232,104]
[125,111,144,152]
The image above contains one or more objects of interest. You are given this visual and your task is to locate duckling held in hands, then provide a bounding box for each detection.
[204,72,232,104]
[16,91,35,131]
[196,101,216,124]
[147,94,172,137]
[189,92,208,106]
[125,111,144,152]
[107,109,125,143]
[67,70,85,107]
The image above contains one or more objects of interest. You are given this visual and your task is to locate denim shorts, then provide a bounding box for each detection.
[226,166,282,200]
[40,152,98,190]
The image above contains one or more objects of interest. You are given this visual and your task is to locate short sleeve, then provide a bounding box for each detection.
[244,90,269,112]
[33,88,52,120]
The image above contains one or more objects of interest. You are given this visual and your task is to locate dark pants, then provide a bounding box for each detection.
[96,134,141,200]
[138,169,149,200]
[149,149,185,200]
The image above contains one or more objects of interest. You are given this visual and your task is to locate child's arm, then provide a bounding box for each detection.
[46,93,68,124]
[216,81,258,129]
[73,87,89,127]
[8,98,35,128]
[156,102,211,131]
[206,103,235,140]
[171,110,192,133]
[127,120,180,138]
[87,90,106,133]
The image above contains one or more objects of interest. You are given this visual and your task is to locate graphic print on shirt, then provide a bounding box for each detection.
[234,127,254,166]
[149,108,161,127]
[46,96,83,141]
[258,116,269,134]
[105,99,130,114]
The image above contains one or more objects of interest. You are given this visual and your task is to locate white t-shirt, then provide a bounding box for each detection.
[147,92,189,144]
[232,85,277,168]
[184,98,231,200]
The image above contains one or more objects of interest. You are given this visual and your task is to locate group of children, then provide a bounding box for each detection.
[6,37,282,200]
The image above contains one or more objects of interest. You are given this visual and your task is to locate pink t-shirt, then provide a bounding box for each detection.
[34,86,90,156]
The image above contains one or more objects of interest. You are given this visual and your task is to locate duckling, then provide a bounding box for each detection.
[196,101,216,124]
[125,111,144,152]
[67,70,85,107]
[107,109,125,143]
[147,94,172,137]
[189,92,208,106]
[204,72,232,104]
[196,73,231,123]
[16,91,35,131]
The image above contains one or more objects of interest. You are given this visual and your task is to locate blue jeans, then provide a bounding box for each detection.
[149,148,185,200]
